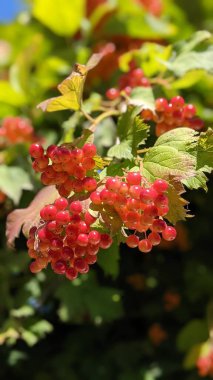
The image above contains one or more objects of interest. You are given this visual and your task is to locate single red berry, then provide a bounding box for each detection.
[54,197,68,210]
[138,239,152,253]
[106,88,120,100]
[40,205,57,221]
[140,188,157,204]
[183,104,196,118]
[99,234,113,249]
[66,267,78,280]
[85,211,96,226]
[77,233,89,247]
[153,179,168,193]
[88,230,101,245]
[90,191,102,205]
[170,96,185,109]
[105,177,121,192]
[152,219,167,232]
[69,201,82,214]
[82,143,97,158]
[29,143,44,158]
[162,226,177,241]
[126,172,141,185]
[55,210,70,225]
[126,235,139,248]
[148,232,161,246]
[83,177,97,192]
[155,98,168,112]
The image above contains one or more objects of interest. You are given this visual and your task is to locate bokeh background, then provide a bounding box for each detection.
[0,1,213,379]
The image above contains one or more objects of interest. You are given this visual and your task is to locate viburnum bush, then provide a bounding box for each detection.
[6,32,213,286]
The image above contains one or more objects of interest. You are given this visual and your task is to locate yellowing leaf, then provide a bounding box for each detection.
[93,155,109,169]
[37,54,104,113]
[166,179,190,225]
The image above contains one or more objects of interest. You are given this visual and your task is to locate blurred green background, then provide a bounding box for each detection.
[0,1,213,379]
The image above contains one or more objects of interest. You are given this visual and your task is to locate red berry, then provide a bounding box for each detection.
[140,188,157,204]
[170,96,185,109]
[90,191,102,205]
[83,177,97,192]
[77,233,89,247]
[126,235,139,248]
[88,230,101,245]
[153,179,168,193]
[162,226,177,241]
[126,172,141,185]
[138,239,152,253]
[148,232,161,246]
[183,104,196,118]
[155,98,168,112]
[66,267,78,280]
[82,143,97,158]
[54,197,68,210]
[69,201,82,214]
[105,177,121,192]
[99,234,113,249]
[29,144,44,158]
[152,219,166,232]
[55,210,70,225]
[40,205,57,221]
[106,88,120,100]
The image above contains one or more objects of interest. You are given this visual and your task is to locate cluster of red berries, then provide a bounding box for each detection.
[197,350,213,377]
[27,197,113,280]
[29,143,98,198]
[140,96,204,136]
[106,67,150,100]
[0,117,36,144]
[89,172,177,253]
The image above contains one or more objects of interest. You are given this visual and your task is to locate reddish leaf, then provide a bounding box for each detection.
[6,186,58,248]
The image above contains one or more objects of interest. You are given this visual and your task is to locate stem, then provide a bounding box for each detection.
[137,148,150,154]
[81,108,96,123]
[89,109,120,132]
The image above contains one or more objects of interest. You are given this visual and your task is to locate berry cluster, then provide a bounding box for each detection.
[27,197,112,280]
[30,143,98,198]
[0,117,36,144]
[197,350,213,377]
[141,96,204,136]
[89,172,176,253]
[106,67,150,100]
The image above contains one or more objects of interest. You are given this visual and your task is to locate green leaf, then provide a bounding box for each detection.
[21,330,38,346]
[154,127,198,152]
[119,43,172,77]
[177,319,209,352]
[90,219,110,234]
[56,273,123,323]
[33,0,85,37]
[108,141,133,160]
[108,107,149,159]
[30,320,53,338]
[183,128,213,191]
[0,166,32,204]
[10,306,34,318]
[129,87,155,111]
[166,49,213,77]
[178,30,212,54]
[98,242,120,279]
[171,70,206,89]
[142,145,195,182]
